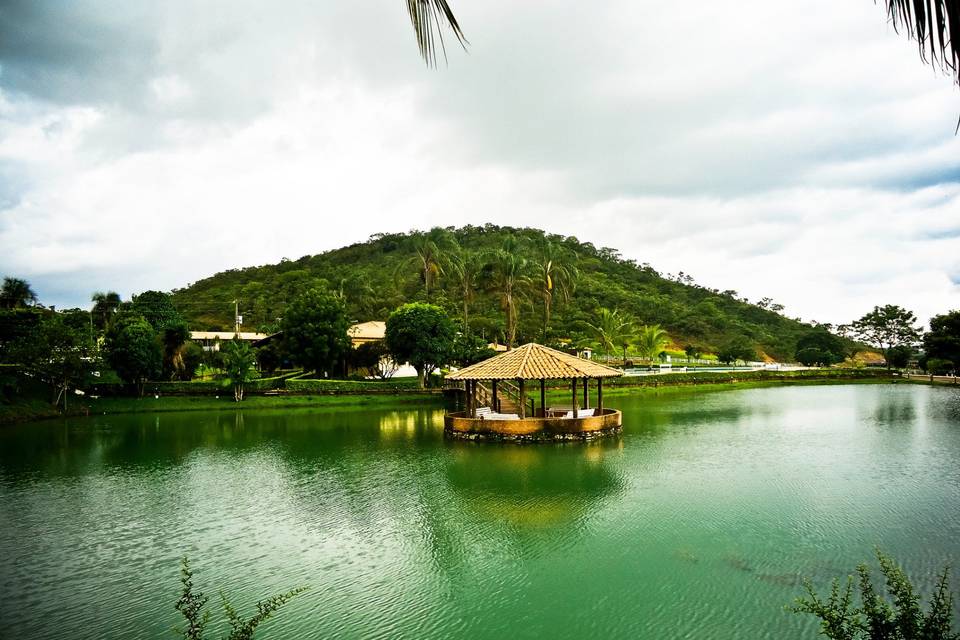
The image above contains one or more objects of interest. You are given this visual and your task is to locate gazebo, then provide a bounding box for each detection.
[444,343,624,441]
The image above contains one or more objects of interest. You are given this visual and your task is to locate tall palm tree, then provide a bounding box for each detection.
[584,308,632,363]
[394,228,454,299]
[1,277,37,309]
[536,239,578,342]
[483,237,533,349]
[635,324,671,364]
[445,249,483,333]
[91,291,122,330]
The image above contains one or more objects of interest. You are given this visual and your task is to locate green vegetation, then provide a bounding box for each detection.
[922,310,960,374]
[281,288,351,376]
[175,557,305,640]
[796,327,848,366]
[791,549,957,640]
[1,277,38,309]
[104,312,162,396]
[222,339,258,401]
[172,226,831,360]
[385,302,456,388]
[847,305,921,369]
[717,336,757,365]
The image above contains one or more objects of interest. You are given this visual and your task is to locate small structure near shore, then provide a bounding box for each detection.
[444,343,623,442]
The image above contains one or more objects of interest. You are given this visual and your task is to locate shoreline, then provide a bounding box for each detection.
[2,369,938,426]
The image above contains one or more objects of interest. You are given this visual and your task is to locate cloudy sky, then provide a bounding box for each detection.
[1,0,958,326]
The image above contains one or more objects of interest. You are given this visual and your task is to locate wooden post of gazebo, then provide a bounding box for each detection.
[466,380,475,418]
[518,379,526,419]
[492,380,499,412]
[571,378,579,419]
[583,377,589,409]
[598,378,604,412]
[539,379,546,417]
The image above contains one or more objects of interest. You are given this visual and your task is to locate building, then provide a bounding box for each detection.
[347,320,386,347]
[190,331,270,352]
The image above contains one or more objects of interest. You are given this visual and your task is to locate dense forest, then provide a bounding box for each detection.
[171,225,826,361]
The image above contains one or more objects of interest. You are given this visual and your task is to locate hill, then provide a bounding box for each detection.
[171,224,822,360]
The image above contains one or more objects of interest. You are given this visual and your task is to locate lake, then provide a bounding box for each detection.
[1,384,958,639]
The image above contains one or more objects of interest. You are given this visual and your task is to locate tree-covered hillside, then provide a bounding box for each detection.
[171,225,822,360]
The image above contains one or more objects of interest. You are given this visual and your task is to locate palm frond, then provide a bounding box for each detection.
[881,0,959,85]
[406,0,468,67]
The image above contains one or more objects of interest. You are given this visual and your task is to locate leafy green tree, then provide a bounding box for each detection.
[11,313,97,410]
[451,332,495,366]
[791,549,958,640]
[91,291,122,331]
[796,328,848,366]
[256,342,282,374]
[222,339,259,401]
[172,341,204,381]
[130,290,189,376]
[923,358,954,375]
[282,288,350,376]
[174,557,305,640]
[483,237,533,348]
[717,336,756,365]
[535,239,578,342]
[104,312,161,396]
[635,324,670,364]
[0,308,44,360]
[385,302,455,388]
[1,277,37,309]
[684,344,703,360]
[923,310,960,371]
[131,290,184,332]
[886,345,913,369]
[851,305,921,369]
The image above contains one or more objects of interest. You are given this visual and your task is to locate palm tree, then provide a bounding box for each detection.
[536,239,578,342]
[394,228,454,299]
[1,277,37,309]
[223,339,259,402]
[445,249,484,333]
[584,308,632,363]
[635,324,671,364]
[483,237,533,349]
[91,291,122,330]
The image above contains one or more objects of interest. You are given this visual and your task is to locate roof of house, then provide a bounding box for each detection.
[446,342,623,381]
[190,331,269,341]
[348,320,386,341]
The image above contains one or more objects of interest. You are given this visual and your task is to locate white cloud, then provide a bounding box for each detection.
[0,0,957,327]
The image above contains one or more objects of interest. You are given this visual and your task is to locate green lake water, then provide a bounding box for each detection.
[1,384,959,639]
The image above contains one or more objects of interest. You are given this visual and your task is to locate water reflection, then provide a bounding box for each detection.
[444,439,625,531]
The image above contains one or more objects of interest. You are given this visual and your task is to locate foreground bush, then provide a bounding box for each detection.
[174,557,306,640]
[791,549,957,639]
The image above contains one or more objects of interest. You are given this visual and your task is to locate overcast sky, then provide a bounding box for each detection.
[1,0,958,326]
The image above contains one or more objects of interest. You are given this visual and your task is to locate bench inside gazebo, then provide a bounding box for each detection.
[444,343,624,441]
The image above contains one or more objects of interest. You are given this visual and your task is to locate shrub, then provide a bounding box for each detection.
[174,557,305,640]
[924,358,954,375]
[791,549,957,640]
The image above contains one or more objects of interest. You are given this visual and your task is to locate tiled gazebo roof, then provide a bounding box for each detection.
[446,343,623,381]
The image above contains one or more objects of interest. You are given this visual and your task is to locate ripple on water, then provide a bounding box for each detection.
[0,385,958,639]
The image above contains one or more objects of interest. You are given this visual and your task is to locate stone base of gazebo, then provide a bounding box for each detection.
[443,409,622,443]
